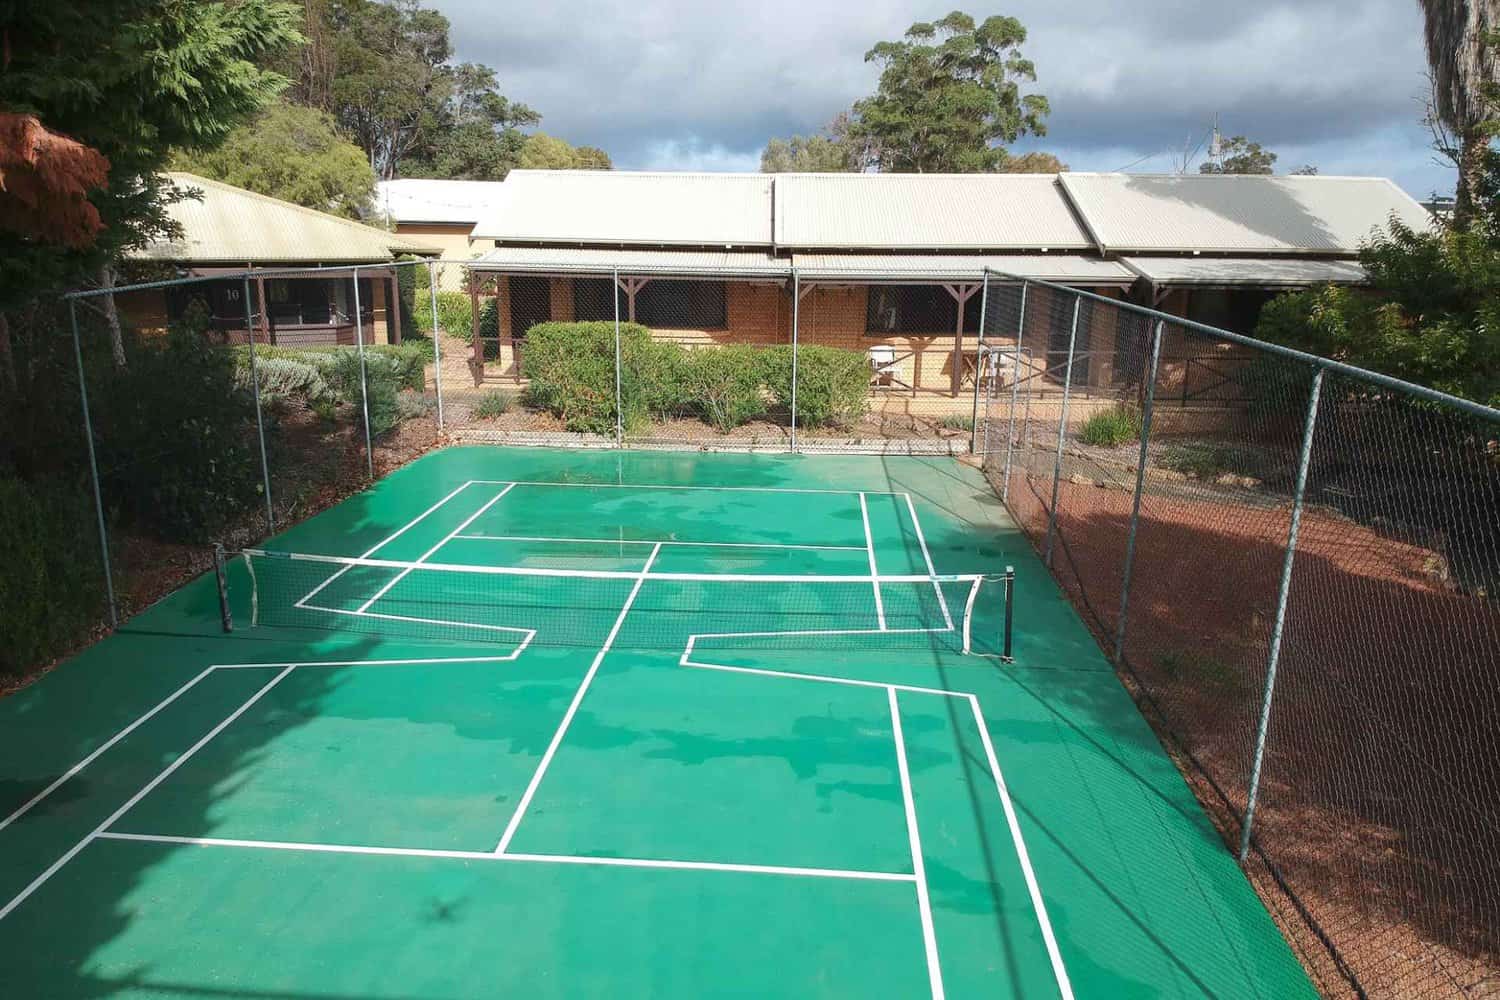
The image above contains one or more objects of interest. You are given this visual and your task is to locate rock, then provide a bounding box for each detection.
[1069,473,1092,486]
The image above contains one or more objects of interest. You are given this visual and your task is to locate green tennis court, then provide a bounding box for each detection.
[0,446,1316,998]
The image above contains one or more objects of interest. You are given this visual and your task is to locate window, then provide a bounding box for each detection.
[634,279,726,329]
[572,278,622,321]
[865,285,982,335]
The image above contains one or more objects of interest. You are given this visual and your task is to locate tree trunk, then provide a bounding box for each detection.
[99,263,126,367]
[1454,129,1489,229]
[0,310,16,396]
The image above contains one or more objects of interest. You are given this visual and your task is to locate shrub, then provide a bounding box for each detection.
[629,339,692,422]
[761,344,869,428]
[434,291,472,340]
[940,414,975,432]
[238,356,333,410]
[522,322,651,433]
[1159,440,1264,479]
[685,345,766,431]
[473,389,514,419]
[369,342,429,389]
[0,476,109,677]
[90,311,261,540]
[1077,405,1141,447]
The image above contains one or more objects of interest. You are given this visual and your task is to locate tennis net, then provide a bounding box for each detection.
[235,548,1014,658]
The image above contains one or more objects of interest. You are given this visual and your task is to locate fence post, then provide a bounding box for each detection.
[428,260,445,431]
[613,265,623,447]
[242,277,274,533]
[1113,319,1165,663]
[790,267,800,453]
[969,272,989,453]
[352,268,373,479]
[1042,294,1081,567]
[1000,281,1029,504]
[68,298,118,628]
[1239,365,1325,862]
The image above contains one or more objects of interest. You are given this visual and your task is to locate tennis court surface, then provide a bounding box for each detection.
[0,446,1316,998]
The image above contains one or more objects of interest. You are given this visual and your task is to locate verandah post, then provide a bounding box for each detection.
[1000,280,1029,504]
[1042,294,1081,567]
[353,268,374,479]
[1239,366,1325,862]
[1112,319,1165,664]
[242,276,274,532]
[69,298,117,628]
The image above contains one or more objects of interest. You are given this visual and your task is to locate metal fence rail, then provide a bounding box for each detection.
[980,271,1500,1000]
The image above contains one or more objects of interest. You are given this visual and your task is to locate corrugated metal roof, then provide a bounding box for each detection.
[130,174,439,263]
[1058,173,1432,254]
[792,254,1133,284]
[1122,256,1368,286]
[469,246,790,276]
[776,173,1093,250]
[470,170,773,247]
[376,178,506,225]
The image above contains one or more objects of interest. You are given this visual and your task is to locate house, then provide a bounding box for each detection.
[457,170,1428,413]
[375,178,505,290]
[121,173,439,346]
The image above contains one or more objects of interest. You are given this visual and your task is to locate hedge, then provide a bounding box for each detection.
[518,323,868,433]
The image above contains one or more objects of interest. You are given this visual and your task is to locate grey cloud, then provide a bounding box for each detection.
[435,0,1451,194]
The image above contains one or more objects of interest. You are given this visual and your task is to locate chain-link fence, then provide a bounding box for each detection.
[980,271,1500,999]
[56,260,447,634]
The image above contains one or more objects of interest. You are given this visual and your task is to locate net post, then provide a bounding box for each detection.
[213,543,232,633]
[613,265,623,447]
[790,267,800,453]
[961,576,982,654]
[69,298,117,628]
[1113,319,1164,664]
[1239,365,1324,863]
[428,259,445,431]
[969,272,988,453]
[242,276,274,533]
[1002,566,1015,663]
[352,267,374,480]
[1043,294,1081,566]
[1001,281,1028,504]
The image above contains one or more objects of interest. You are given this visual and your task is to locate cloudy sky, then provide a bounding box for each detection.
[439,0,1450,199]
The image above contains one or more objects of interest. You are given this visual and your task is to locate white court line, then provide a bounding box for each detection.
[858,493,887,631]
[213,655,523,670]
[681,658,962,700]
[95,832,914,883]
[354,483,516,613]
[296,603,535,655]
[455,533,866,553]
[0,665,296,924]
[0,667,218,835]
[889,687,946,1000]
[968,694,1075,1000]
[469,480,905,496]
[493,543,663,855]
[903,492,954,631]
[295,480,478,609]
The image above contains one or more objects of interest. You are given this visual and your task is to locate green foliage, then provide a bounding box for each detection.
[761,345,870,429]
[434,291,473,339]
[849,12,1049,173]
[1000,151,1069,173]
[473,390,515,419]
[1255,219,1500,405]
[1159,441,1265,480]
[519,133,614,170]
[170,101,374,217]
[685,347,767,431]
[520,322,651,434]
[760,115,861,172]
[0,477,108,677]
[1077,405,1141,447]
[630,340,693,423]
[1199,136,1278,175]
[90,309,262,540]
[241,356,334,410]
[940,414,976,431]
